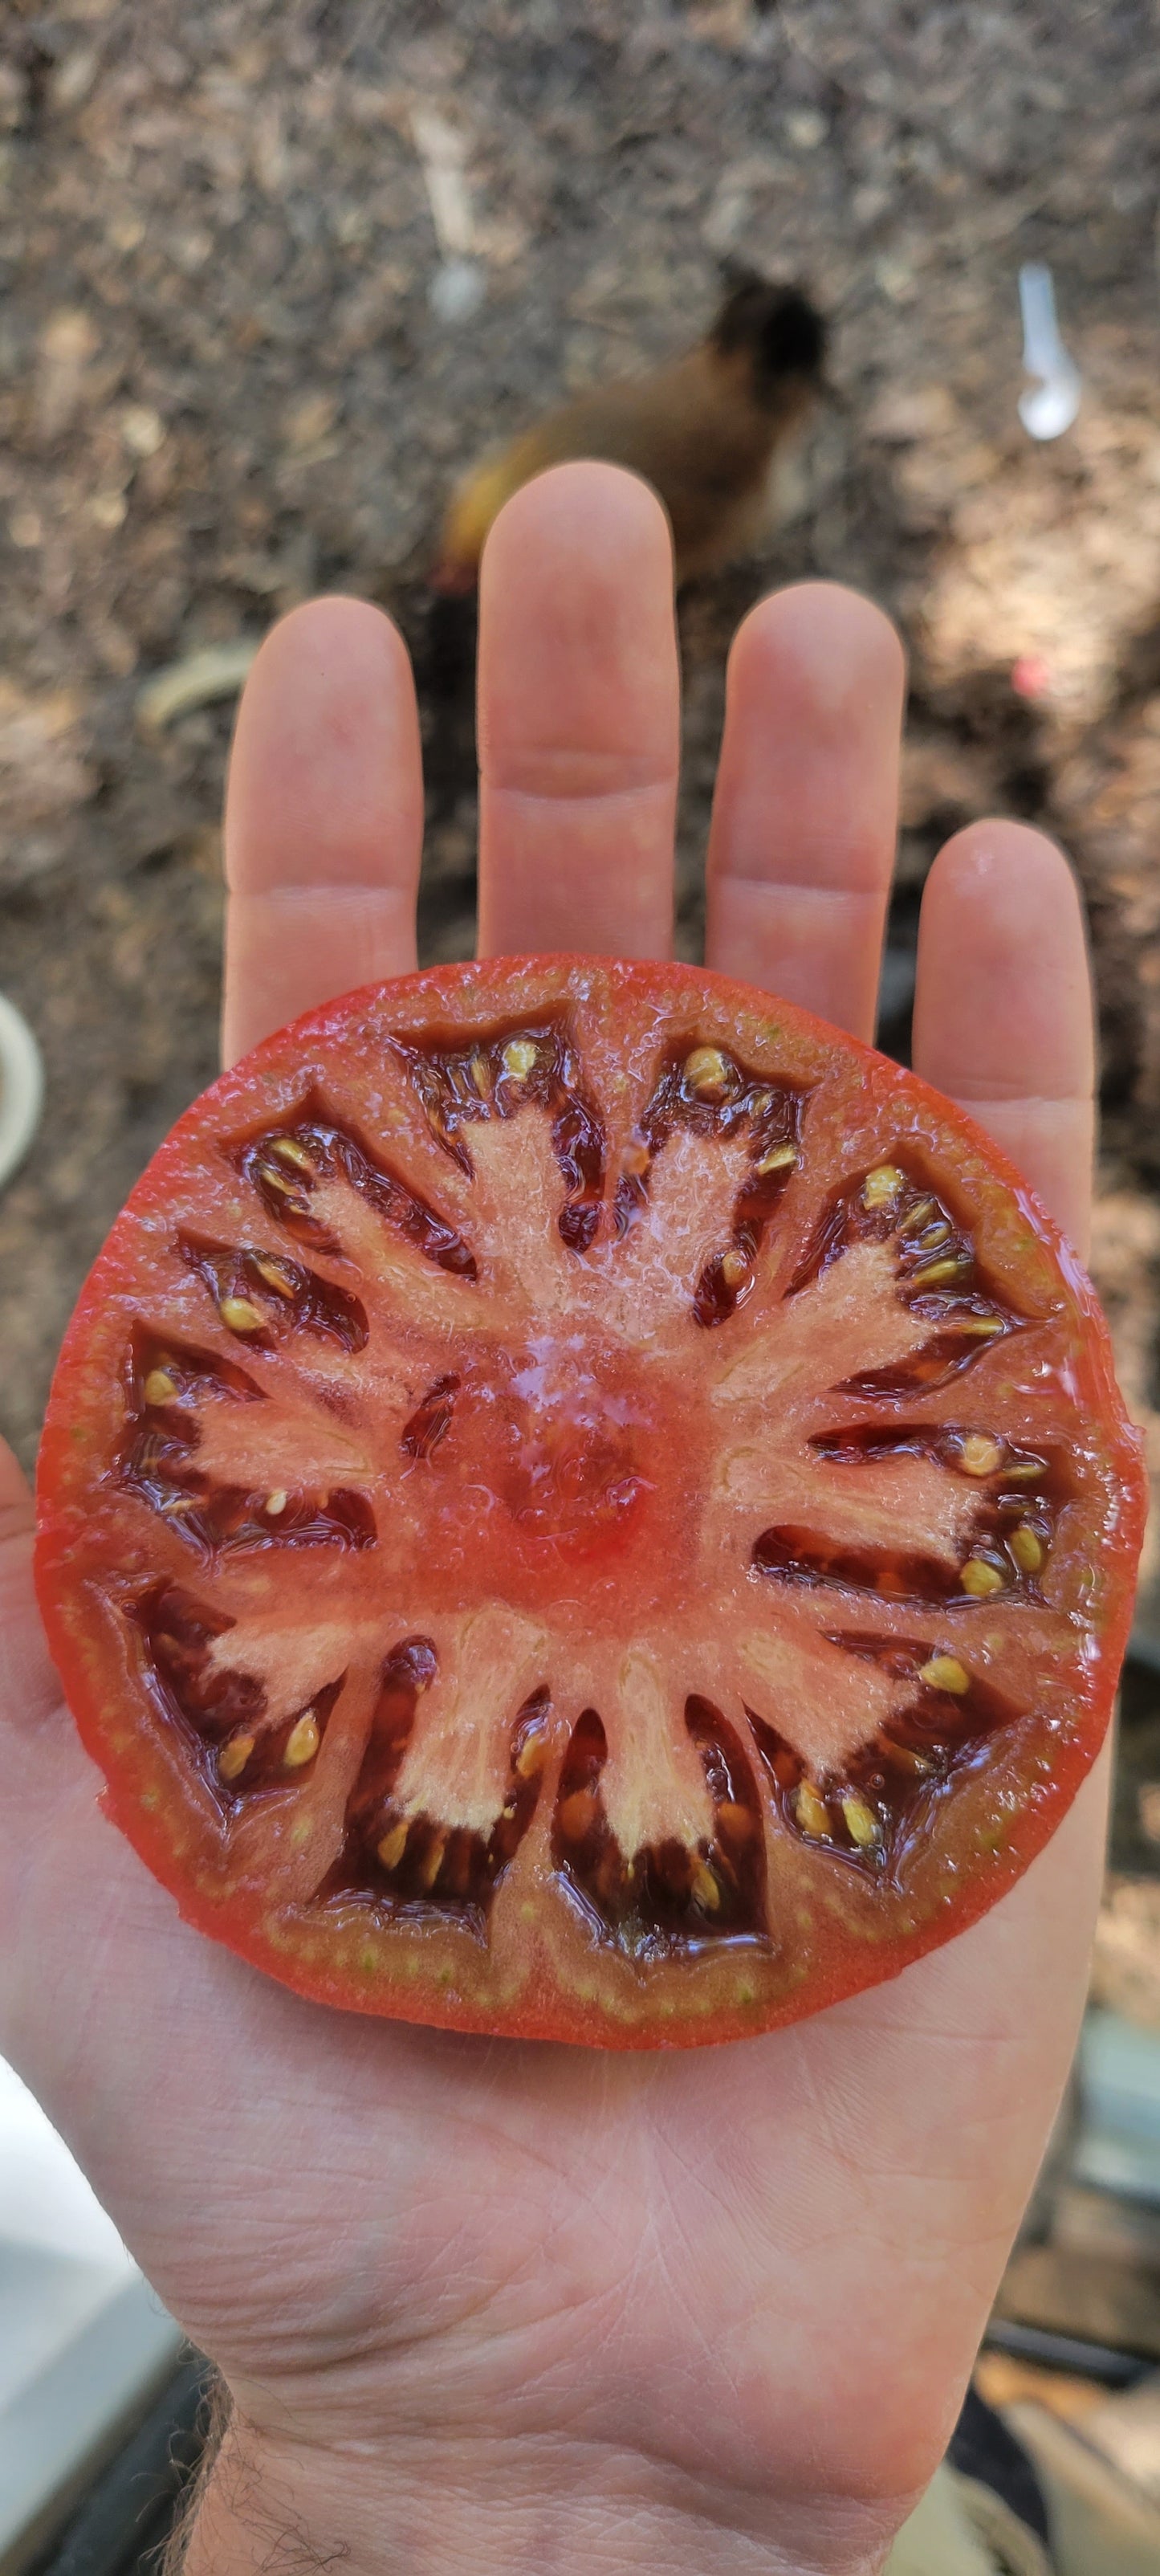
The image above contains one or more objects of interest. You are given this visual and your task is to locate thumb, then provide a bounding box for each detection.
[0,1436,57,1735]
[0,1434,99,2030]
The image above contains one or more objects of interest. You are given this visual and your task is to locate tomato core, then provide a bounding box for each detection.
[444,1335,658,1562]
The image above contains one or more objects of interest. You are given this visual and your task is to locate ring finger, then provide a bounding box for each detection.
[706,582,906,1038]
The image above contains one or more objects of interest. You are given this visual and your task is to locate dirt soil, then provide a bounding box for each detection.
[2,1,1159,1860]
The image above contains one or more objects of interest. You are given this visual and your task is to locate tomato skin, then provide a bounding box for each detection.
[35,956,1147,2050]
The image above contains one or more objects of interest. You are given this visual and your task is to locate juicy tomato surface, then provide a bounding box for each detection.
[35,957,1146,2049]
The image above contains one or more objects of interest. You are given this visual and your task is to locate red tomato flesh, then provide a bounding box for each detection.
[35,958,1146,2048]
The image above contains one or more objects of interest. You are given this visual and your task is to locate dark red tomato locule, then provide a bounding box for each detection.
[35,959,1146,2048]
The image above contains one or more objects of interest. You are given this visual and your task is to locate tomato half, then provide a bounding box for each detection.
[35,958,1146,2048]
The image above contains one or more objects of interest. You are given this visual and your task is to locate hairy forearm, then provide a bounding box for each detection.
[175,2403,900,2576]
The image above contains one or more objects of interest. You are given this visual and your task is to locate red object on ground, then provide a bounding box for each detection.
[35,958,1145,2048]
[1011,654,1052,701]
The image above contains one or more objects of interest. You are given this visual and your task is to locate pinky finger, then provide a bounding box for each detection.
[911,823,1095,1257]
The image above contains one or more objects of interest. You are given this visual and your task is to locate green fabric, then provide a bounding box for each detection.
[885,2464,1052,2576]
[1005,2400,1160,2576]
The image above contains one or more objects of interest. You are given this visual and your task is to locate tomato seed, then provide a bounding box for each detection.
[515,1726,548,1779]
[376,1820,409,1870]
[961,1556,1006,1598]
[919,1654,971,1695]
[690,1858,721,1910]
[502,1037,538,1082]
[898,1197,938,1234]
[909,1256,969,1288]
[1005,1458,1046,1482]
[720,1248,750,1290]
[283,1712,320,1768]
[755,1141,798,1177]
[862,1164,906,1210]
[264,1490,287,1516]
[683,1045,735,1103]
[841,1795,881,1849]
[959,1434,1003,1478]
[795,1781,831,1838]
[270,1137,313,1171]
[144,1368,177,1405]
[218,1296,264,1335]
[1010,1525,1045,1575]
[218,1734,254,1782]
[251,1255,298,1298]
[256,1160,303,1200]
[418,1830,446,1889]
[882,1738,935,1775]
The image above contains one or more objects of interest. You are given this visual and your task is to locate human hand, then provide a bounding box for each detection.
[0,465,1099,2576]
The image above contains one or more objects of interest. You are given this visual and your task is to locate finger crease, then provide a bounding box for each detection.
[487,785,676,830]
[945,1088,1093,1112]
[716,874,885,907]
[234,881,416,907]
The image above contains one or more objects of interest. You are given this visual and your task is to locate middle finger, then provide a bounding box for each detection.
[476,463,680,961]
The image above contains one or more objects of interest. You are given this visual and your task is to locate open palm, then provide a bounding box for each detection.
[0,467,1101,2576]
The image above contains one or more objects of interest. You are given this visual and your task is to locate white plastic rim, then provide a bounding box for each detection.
[0,992,44,1191]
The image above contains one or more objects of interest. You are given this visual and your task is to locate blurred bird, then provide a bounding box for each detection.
[433,271,826,591]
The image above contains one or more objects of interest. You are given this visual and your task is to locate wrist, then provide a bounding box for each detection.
[178,2418,901,2576]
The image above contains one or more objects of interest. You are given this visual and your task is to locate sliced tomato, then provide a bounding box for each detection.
[35,959,1146,2048]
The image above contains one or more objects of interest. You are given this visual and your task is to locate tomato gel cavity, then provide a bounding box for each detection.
[35,959,1146,2048]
